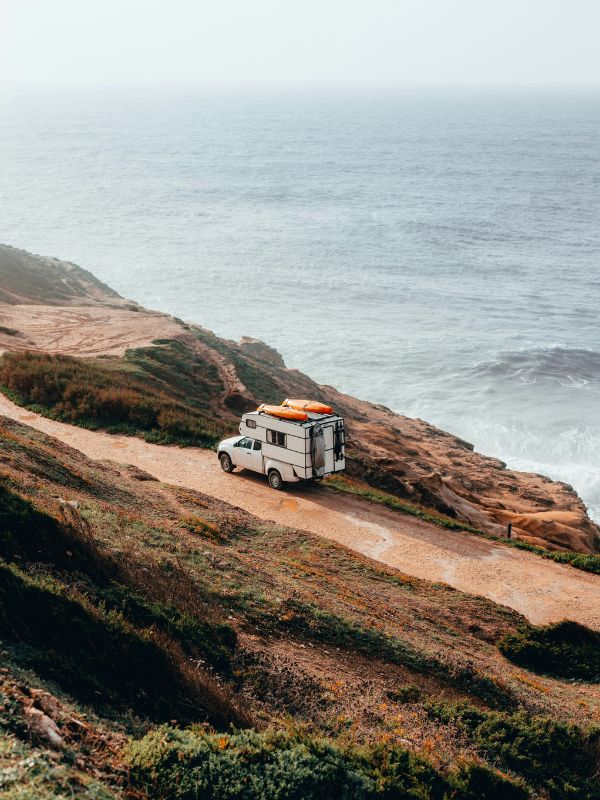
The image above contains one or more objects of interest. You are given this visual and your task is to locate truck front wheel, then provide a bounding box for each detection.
[220,453,234,473]
[268,469,283,490]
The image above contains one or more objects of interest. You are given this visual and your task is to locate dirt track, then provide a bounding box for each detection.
[1,392,598,629]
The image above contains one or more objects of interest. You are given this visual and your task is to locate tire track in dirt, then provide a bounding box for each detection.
[1,391,598,629]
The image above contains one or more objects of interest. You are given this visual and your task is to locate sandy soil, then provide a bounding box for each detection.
[0,304,183,357]
[1,393,598,630]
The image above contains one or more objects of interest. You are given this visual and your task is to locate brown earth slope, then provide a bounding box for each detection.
[2,392,598,628]
[1,244,598,554]
[1,414,597,725]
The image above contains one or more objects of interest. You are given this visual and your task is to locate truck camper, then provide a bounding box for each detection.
[217,400,345,489]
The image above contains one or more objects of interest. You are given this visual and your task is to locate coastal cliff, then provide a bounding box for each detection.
[1,243,597,554]
[0,244,599,798]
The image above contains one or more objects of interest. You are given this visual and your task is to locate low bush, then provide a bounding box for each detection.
[0,343,225,447]
[0,732,119,800]
[387,684,422,704]
[127,726,527,800]
[428,702,599,799]
[498,621,600,682]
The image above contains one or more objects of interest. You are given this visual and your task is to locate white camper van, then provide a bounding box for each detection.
[217,399,345,489]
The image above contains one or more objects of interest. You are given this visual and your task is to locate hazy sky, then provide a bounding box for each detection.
[2,0,599,89]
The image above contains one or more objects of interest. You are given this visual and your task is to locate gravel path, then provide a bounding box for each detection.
[2,393,598,629]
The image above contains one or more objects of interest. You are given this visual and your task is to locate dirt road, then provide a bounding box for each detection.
[1,392,598,629]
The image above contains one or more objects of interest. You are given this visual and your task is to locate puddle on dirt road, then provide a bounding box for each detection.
[271,498,300,512]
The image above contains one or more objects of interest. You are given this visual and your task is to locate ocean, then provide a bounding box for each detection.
[1,89,599,521]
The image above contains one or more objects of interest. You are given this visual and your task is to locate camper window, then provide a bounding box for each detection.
[246,419,257,429]
[267,430,286,447]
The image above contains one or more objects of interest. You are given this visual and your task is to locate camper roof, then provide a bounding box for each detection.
[246,409,339,426]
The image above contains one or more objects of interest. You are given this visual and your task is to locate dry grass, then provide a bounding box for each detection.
[0,342,226,447]
[1,415,598,799]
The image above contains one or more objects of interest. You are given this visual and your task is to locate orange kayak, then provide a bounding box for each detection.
[282,398,333,415]
[257,404,308,421]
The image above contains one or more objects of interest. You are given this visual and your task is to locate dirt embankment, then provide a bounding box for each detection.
[1,394,599,629]
[1,243,598,554]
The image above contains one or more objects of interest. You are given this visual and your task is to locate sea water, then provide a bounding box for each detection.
[1,89,599,520]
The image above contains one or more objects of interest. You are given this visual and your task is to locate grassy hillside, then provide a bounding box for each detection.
[4,341,600,576]
[0,416,598,798]
[0,243,122,306]
[0,340,229,447]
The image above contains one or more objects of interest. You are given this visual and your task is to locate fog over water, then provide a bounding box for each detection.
[1,90,599,519]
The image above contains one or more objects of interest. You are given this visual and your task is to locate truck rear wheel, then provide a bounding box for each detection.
[220,453,234,473]
[268,469,283,490]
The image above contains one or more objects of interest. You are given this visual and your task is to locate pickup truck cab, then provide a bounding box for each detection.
[217,435,299,489]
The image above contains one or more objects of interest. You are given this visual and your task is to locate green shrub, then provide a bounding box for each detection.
[0,344,225,447]
[428,702,599,799]
[499,621,600,682]
[127,726,526,800]
[0,731,119,800]
[387,684,422,704]
[507,542,600,575]
[449,762,528,800]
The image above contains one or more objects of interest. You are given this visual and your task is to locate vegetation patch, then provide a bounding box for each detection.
[498,621,600,682]
[506,540,600,575]
[94,583,237,673]
[192,328,283,403]
[428,701,599,799]
[127,726,528,800]
[0,484,109,575]
[246,597,515,710]
[325,475,481,533]
[0,731,119,800]
[0,342,226,447]
[0,559,243,727]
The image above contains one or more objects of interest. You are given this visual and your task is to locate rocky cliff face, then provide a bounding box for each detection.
[1,244,598,553]
[217,343,600,553]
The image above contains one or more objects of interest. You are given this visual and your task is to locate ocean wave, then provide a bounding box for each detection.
[470,346,600,388]
[457,417,600,523]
